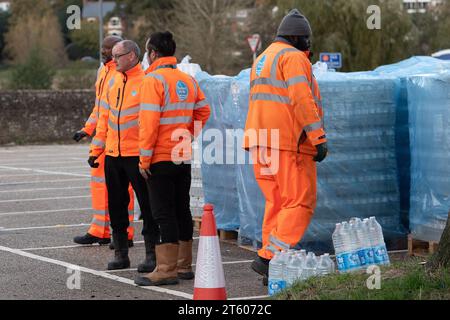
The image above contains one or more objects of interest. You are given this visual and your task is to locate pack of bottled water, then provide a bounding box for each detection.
[268,249,336,296]
[332,216,390,273]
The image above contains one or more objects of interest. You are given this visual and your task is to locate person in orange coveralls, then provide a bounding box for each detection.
[243,9,328,282]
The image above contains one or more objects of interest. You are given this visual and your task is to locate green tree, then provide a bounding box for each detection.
[253,0,416,71]
[0,10,10,62]
[69,21,100,59]
[9,47,55,89]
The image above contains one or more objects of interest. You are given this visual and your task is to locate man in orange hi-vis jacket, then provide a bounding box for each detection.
[243,9,328,281]
[89,40,157,271]
[72,35,135,249]
[134,32,210,287]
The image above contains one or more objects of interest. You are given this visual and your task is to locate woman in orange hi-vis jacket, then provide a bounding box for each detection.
[89,40,158,272]
[243,9,328,281]
[72,36,135,248]
[134,32,210,287]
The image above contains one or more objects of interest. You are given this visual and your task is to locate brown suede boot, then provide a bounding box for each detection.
[134,243,179,286]
[177,240,195,280]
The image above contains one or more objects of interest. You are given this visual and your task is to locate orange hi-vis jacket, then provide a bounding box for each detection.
[243,38,326,156]
[82,60,117,136]
[90,63,145,158]
[139,56,211,170]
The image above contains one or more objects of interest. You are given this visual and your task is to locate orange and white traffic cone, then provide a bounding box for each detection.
[193,204,227,300]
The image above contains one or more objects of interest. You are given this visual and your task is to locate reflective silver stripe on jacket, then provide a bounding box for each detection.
[250,77,287,89]
[108,119,138,131]
[145,73,170,107]
[250,93,290,104]
[91,176,105,183]
[194,99,208,110]
[269,235,291,250]
[160,116,192,125]
[140,149,153,157]
[91,139,105,148]
[270,47,298,79]
[140,103,161,112]
[109,106,140,118]
[304,121,322,133]
[164,102,195,112]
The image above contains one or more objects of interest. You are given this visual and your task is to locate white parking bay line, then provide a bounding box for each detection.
[21,241,145,251]
[105,259,253,273]
[0,178,89,187]
[1,223,90,232]
[0,245,193,299]
[229,295,270,300]
[0,186,89,193]
[3,220,144,233]
[0,165,89,178]
[0,195,90,203]
[0,207,91,217]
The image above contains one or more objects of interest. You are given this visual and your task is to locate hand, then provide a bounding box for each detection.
[73,130,88,142]
[313,142,328,163]
[139,167,151,180]
[87,156,99,168]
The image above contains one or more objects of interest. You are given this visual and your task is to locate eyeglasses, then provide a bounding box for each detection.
[113,51,131,60]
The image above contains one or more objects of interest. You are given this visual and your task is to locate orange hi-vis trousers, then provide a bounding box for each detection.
[251,148,317,260]
[87,153,135,240]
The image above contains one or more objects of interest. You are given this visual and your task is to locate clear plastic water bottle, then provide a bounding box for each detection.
[332,223,346,272]
[342,222,361,271]
[349,219,364,269]
[286,253,303,286]
[316,254,331,276]
[302,252,317,280]
[369,217,390,265]
[268,252,286,296]
[323,253,336,274]
[361,218,375,266]
[279,250,291,281]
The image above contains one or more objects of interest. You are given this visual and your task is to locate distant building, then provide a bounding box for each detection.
[403,0,443,13]
[82,0,125,37]
[0,1,10,12]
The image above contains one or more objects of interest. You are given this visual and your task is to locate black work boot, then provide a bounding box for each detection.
[137,235,156,273]
[109,238,134,250]
[73,233,110,245]
[251,255,270,277]
[107,232,130,270]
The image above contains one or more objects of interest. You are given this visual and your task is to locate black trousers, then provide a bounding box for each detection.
[104,156,157,242]
[146,161,193,244]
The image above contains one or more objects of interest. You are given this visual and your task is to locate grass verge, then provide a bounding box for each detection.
[274,257,450,300]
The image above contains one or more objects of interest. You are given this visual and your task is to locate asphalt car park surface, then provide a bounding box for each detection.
[0,144,268,300]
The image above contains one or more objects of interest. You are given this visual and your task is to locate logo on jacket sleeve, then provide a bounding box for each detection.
[176,81,189,101]
[255,55,266,77]
[131,90,138,97]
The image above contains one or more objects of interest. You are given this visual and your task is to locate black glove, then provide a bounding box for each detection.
[87,156,99,168]
[73,130,88,142]
[313,142,328,163]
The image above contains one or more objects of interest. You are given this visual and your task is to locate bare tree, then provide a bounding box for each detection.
[170,0,252,75]
[427,212,450,270]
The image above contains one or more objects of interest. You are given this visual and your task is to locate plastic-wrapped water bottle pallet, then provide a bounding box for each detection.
[407,234,439,257]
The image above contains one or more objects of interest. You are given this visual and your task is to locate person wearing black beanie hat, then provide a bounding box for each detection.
[243,9,328,286]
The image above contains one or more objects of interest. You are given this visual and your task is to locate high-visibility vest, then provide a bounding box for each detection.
[244,39,326,155]
[82,60,117,136]
[139,56,211,169]
[90,63,145,157]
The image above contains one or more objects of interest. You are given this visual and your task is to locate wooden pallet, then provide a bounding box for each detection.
[408,234,439,257]
[192,216,202,231]
[192,218,238,242]
[218,229,238,241]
